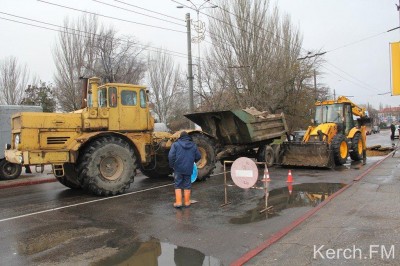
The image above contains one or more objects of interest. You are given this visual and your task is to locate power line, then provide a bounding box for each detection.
[114,0,183,22]
[326,62,381,92]
[205,0,311,55]
[92,0,185,27]
[0,13,189,60]
[325,30,393,54]
[37,0,186,33]
[321,64,383,94]
[172,0,289,63]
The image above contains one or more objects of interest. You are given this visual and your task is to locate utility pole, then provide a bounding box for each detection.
[186,13,195,129]
[177,1,217,115]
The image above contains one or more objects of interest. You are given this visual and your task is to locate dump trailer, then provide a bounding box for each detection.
[185,108,288,167]
[281,96,369,168]
[0,105,42,180]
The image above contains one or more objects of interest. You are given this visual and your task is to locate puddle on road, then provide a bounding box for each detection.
[94,239,223,266]
[230,182,345,225]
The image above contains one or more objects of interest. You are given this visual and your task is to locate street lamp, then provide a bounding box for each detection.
[176,0,217,120]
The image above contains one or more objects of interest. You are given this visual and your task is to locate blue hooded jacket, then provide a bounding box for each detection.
[168,135,201,175]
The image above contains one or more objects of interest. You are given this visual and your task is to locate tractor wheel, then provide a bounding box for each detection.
[77,136,137,196]
[350,133,363,161]
[55,163,81,189]
[257,145,275,167]
[0,160,22,180]
[332,134,348,165]
[191,134,216,181]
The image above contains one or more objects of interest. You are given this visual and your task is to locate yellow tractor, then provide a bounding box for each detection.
[5,77,217,196]
[281,96,369,168]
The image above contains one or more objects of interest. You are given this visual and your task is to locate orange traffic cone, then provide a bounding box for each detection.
[287,183,293,195]
[264,170,271,182]
[286,170,293,183]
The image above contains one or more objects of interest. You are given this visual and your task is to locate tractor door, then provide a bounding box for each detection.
[107,87,120,130]
[343,103,355,135]
[119,88,149,131]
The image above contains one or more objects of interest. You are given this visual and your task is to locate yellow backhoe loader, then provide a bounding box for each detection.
[281,96,370,168]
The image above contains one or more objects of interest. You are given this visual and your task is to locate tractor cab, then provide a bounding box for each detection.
[314,103,354,136]
[84,77,154,132]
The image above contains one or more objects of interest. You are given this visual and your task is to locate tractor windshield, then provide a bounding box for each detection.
[314,104,344,125]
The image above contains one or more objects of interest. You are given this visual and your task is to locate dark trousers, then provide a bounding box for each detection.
[174,172,191,189]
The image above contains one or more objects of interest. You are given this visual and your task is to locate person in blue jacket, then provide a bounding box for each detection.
[168,131,201,208]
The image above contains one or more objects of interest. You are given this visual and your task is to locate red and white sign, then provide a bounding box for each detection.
[231,157,258,189]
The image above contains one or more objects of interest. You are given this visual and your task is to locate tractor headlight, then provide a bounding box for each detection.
[14,134,20,148]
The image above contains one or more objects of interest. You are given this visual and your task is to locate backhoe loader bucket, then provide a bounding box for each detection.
[280,141,334,168]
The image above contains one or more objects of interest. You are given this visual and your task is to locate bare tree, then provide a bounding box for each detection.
[147,50,184,124]
[53,14,147,112]
[203,0,324,130]
[0,56,29,105]
[53,15,98,111]
[94,27,147,84]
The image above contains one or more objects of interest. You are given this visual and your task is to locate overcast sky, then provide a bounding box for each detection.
[0,0,399,109]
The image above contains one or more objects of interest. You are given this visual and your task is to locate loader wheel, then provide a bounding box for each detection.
[332,134,348,165]
[350,133,363,161]
[0,160,22,180]
[191,134,216,181]
[257,145,275,167]
[77,136,136,196]
[55,163,81,189]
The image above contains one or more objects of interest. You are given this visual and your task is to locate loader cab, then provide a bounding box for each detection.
[86,77,154,132]
[314,103,354,135]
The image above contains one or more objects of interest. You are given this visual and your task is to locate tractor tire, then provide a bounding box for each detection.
[0,160,22,180]
[332,134,348,166]
[257,145,275,167]
[55,163,81,189]
[350,133,363,161]
[77,136,137,196]
[191,134,216,181]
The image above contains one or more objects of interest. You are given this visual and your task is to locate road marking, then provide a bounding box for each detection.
[0,183,173,223]
[0,171,227,223]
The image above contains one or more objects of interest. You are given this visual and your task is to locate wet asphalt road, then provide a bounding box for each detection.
[0,130,393,266]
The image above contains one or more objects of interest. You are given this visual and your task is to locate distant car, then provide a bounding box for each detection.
[372,125,380,134]
[395,125,400,139]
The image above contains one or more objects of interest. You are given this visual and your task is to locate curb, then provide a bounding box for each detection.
[0,177,57,189]
[230,154,393,266]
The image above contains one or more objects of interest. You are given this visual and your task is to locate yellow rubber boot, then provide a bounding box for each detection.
[184,189,191,207]
[173,189,183,208]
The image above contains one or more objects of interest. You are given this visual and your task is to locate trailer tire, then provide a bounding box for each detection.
[272,144,282,165]
[191,134,216,181]
[332,134,348,165]
[257,145,275,167]
[349,133,363,161]
[0,160,22,180]
[55,163,81,189]
[77,136,136,196]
